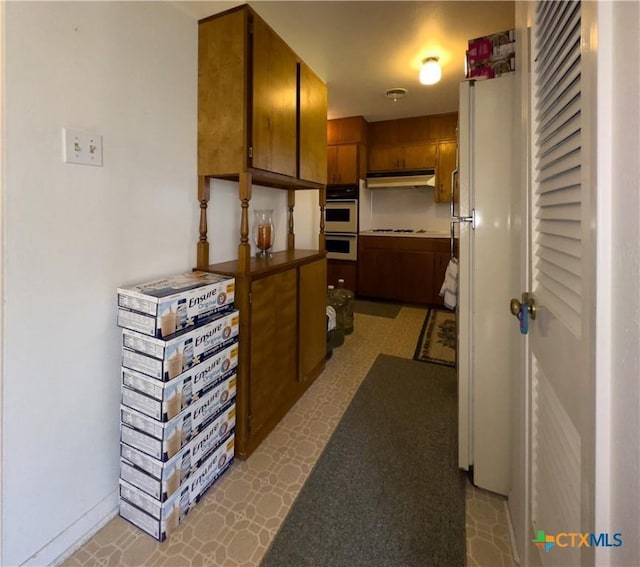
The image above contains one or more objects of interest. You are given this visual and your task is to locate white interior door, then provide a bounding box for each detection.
[517,1,597,565]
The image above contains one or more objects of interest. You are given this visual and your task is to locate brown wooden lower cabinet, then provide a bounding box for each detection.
[201,250,327,459]
[327,259,357,293]
[358,236,454,305]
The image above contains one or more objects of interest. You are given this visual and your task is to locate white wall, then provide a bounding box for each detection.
[2,3,320,564]
[605,2,640,564]
[359,187,450,232]
[4,2,192,565]
[207,180,319,263]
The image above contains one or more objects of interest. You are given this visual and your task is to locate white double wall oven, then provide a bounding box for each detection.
[325,185,358,261]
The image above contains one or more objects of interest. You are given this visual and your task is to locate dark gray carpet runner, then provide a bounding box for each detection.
[260,354,465,567]
[352,299,402,319]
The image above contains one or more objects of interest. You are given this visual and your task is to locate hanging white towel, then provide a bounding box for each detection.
[439,257,459,310]
[327,306,337,331]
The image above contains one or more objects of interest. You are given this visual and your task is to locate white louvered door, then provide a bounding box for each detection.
[524,1,597,565]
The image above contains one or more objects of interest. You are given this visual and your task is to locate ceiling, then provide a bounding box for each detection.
[176,1,515,123]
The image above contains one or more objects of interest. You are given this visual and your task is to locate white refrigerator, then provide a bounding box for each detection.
[454,75,518,497]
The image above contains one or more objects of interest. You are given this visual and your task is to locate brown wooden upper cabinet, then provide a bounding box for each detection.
[327,144,359,185]
[368,141,438,172]
[327,116,368,145]
[435,140,458,203]
[198,5,327,186]
[367,113,457,173]
[299,62,329,184]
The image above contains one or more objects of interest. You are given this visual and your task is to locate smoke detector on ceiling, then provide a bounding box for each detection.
[385,88,408,102]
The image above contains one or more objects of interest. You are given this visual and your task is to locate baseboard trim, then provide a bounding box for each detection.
[504,500,521,565]
[22,491,118,567]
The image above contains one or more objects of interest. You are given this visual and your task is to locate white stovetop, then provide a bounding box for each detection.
[359,229,450,239]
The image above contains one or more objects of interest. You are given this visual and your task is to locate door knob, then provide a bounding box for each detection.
[509,292,537,320]
[510,292,536,335]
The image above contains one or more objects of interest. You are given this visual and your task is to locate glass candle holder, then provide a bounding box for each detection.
[253,209,274,258]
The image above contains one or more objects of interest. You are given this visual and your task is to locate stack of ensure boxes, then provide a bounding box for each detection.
[116,271,239,541]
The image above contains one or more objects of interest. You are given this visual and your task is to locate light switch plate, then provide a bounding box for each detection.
[63,128,103,167]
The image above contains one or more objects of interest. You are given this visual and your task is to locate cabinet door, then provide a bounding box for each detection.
[299,61,327,184]
[358,237,436,305]
[327,116,367,145]
[403,141,438,169]
[197,10,247,176]
[327,260,357,292]
[369,142,436,172]
[367,144,403,171]
[249,269,297,437]
[428,113,458,140]
[397,250,434,304]
[327,144,358,184]
[357,247,397,299]
[252,17,297,178]
[435,141,457,203]
[299,259,327,382]
[368,120,398,145]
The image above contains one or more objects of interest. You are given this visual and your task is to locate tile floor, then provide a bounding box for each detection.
[63,305,516,567]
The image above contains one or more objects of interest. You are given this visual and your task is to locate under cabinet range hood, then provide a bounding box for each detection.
[366,169,436,189]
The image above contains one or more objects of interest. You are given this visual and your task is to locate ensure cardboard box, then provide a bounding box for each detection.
[117,271,235,338]
[120,405,236,501]
[466,29,515,79]
[120,374,236,461]
[121,310,239,381]
[121,403,235,480]
[119,434,235,541]
[121,342,238,421]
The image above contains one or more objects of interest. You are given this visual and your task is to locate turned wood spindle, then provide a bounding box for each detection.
[318,186,326,251]
[238,172,252,272]
[287,189,295,250]
[197,176,210,269]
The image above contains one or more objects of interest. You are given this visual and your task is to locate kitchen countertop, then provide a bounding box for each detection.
[359,230,451,239]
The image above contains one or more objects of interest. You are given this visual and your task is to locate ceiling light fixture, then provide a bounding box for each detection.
[385,87,408,102]
[419,57,442,85]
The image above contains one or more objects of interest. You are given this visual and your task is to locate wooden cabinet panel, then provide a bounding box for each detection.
[299,259,327,382]
[357,236,450,305]
[428,113,458,140]
[198,8,247,175]
[299,62,328,185]
[198,5,327,188]
[368,120,398,146]
[327,260,357,293]
[403,141,438,169]
[368,141,437,172]
[252,17,298,178]
[368,113,456,146]
[435,141,457,203]
[366,113,458,180]
[358,248,433,303]
[249,269,297,437]
[203,251,327,459]
[367,144,404,172]
[327,116,367,145]
[327,144,358,184]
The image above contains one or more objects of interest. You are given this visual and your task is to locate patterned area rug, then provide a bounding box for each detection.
[414,308,457,367]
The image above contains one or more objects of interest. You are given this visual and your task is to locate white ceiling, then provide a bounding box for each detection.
[176,1,515,123]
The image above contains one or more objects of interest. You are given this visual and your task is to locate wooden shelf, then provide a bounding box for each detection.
[202,249,326,279]
[202,170,324,191]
